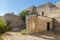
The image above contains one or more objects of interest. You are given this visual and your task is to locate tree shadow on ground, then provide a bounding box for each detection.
[30,31,60,40]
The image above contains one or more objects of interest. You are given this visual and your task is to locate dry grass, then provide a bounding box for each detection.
[20,29,26,35]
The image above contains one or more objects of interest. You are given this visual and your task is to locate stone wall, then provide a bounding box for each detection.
[47,9,60,18]
[53,18,60,32]
[4,14,25,32]
[26,15,53,34]
[56,2,60,8]
[26,2,60,34]
[26,2,60,18]
[26,6,37,12]
[37,6,60,18]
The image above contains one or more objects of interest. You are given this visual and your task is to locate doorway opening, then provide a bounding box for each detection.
[47,22,50,31]
[42,11,44,16]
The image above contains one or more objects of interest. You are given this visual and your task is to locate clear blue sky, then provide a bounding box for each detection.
[0,0,60,16]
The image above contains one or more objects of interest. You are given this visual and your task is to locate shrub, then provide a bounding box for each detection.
[0,37,3,40]
[0,17,11,34]
[20,29,26,35]
[19,10,35,21]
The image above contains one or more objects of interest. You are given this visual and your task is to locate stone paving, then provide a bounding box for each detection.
[1,32,60,40]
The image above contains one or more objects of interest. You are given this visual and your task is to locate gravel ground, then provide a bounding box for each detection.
[1,32,60,40]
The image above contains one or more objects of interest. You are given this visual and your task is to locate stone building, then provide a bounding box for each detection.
[26,2,60,34]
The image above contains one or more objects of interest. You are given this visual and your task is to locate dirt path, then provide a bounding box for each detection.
[1,32,60,40]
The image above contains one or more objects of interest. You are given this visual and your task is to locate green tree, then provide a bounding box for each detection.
[19,10,35,21]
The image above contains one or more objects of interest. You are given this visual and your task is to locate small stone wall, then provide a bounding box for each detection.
[4,14,25,31]
[26,15,53,34]
[53,18,60,32]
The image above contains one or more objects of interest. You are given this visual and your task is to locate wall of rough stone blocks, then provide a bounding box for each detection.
[26,3,60,33]
[37,7,60,18]
[37,7,49,16]
[4,14,25,31]
[53,18,60,32]
[47,9,60,18]
[56,2,60,8]
[26,15,53,34]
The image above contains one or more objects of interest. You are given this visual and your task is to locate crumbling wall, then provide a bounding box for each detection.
[4,14,25,31]
[26,15,53,34]
[53,18,60,32]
